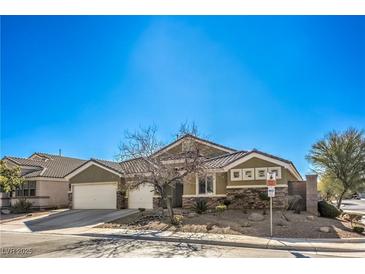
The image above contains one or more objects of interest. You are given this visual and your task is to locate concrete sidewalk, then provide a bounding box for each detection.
[74,227,365,253]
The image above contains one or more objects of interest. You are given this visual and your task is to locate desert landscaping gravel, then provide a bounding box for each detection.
[101,209,365,239]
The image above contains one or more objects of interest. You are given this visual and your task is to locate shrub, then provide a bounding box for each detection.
[353,226,364,234]
[215,204,227,214]
[193,199,208,214]
[317,200,341,218]
[222,199,231,208]
[172,215,184,226]
[287,195,305,213]
[11,199,32,213]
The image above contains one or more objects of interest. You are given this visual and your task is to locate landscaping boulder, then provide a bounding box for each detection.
[248,212,265,221]
[276,219,289,227]
[319,226,331,233]
[241,221,251,227]
[306,215,315,221]
[187,212,197,218]
[1,209,11,215]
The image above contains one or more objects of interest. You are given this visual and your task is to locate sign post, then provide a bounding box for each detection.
[267,172,276,237]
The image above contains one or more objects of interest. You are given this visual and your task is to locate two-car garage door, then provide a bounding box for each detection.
[73,183,117,209]
[72,182,154,209]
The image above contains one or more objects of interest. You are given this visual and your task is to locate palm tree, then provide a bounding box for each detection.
[307,128,365,208]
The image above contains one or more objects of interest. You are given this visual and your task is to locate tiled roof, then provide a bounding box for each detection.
[4,153,87,179]
[91,158,125,174]
[203,151,248,168]
[119,157,150,174]
[203,149,293,169]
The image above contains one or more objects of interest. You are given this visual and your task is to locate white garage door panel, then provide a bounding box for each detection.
[73,183,117,209]
[128,185,154,209]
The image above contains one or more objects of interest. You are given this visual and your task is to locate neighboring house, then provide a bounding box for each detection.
[65,134,303,210]
[1,153,86,209]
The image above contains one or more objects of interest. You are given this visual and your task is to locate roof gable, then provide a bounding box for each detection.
[153,134,236,158]
[204,150,302,180]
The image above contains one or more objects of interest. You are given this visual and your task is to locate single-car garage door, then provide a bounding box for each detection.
[128,185,154,209]
[73,182,117,209]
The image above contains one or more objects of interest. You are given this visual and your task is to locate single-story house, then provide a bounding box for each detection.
[2,134,303,210]
[1,153,86,209]
[64,134,303,210]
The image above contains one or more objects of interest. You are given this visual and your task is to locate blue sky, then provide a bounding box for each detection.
[1,16,364,175]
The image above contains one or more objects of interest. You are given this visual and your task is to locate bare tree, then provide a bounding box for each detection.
[176,121,200,139]
[117,126,205,223]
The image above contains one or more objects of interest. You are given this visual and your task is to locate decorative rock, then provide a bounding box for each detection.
[248,212,265,222]
[241,221,251,227]
[187,212,197,218]
[319,226,331,233]
[276,219,289,227]
[1,209,11,215]
[306,215,315,221]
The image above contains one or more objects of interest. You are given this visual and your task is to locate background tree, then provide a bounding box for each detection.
[318,174,345,203]
[0,160,24,195]
[117,125,205,223]
[307,128,365,208]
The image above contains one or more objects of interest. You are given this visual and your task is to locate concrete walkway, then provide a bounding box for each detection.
[71,227,365,253]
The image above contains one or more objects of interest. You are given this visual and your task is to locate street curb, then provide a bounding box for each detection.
[76,232,365,253]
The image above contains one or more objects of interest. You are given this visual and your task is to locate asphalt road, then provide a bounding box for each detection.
[1,231,364,258]
[341,199,365,214]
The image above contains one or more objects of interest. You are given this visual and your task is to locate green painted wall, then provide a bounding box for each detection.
[183,172,226,195]
[70,165,121,184]
[161,141,229,158]
[227,157,289,187]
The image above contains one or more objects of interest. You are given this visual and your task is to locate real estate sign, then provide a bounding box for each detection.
[266,172,277,187]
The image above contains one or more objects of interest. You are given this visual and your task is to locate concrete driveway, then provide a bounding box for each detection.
[0,209,137,234]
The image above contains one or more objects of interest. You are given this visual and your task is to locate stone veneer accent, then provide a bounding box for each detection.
[153,197,162,209]
[68,192,72,209]
[117,191,128,209]
[182,196,226,209]
[305,175,318,215]
[226,187,288,209]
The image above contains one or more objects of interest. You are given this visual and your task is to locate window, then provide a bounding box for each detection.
[255,168,267,180]
[197,175,215,195]
[242,168,255,180]
[268,167,282,179]
[230,169,242,181]
[16,181,36,197]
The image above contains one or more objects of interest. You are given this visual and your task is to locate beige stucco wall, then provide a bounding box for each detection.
[70,165,121,185]
[37,180,69,208]
[9,180,69,208]
[227,157,290,187]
